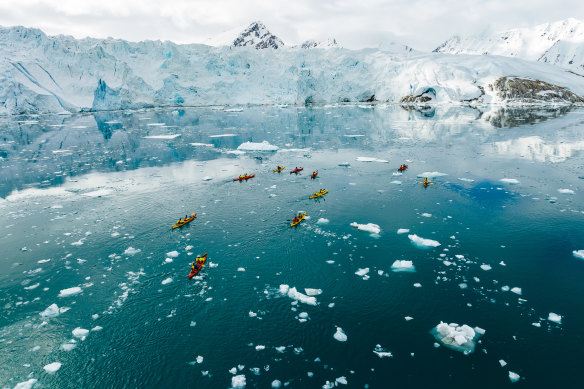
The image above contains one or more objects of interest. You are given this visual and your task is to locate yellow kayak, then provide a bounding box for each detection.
[172,213,196,229]
[290,212,306,227]
[273,166,286,173]
[309,189,328,199]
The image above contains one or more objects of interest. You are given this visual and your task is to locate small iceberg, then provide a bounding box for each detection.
[350,222,381,235]
[408,234,440,248]
[432,322,484,354]
[391,260,415,272]
[333,326,347,342]
[237,141,279,152]
[500,178,520,184]
[572,250,584,260]
[279,284,317,305]
[417,171,447,178]
[548,312,562,324]
[43,362,62,374]
[58,286,82,298]
[373,344,393,358]
[558,188,575,194]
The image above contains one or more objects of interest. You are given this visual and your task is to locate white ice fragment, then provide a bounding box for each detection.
[237,267,245,272]
[510,287,522,295]
[417,171,447,178]
[317,218,330,224]
[279,284,317,305]
[91,326,103,331]
[237,141,278,151]
[271,380,282,388]
[350,222,381,235]
[58,286,82,298]
[124,247,141,256]
[39,303,67,318]
[197,356,204,363]
[391,260,415,272]
[255,345,265,350]
[391,180,402,185]
[338,162,350,167]
[408,234,440,248]
[405,316,414,321]
[432,322,481,354]
[480,264,492,271]
[558,188,575,194]
[231,374,246,388]
[333,326,347,342]
[185,245,194,251]
[413,283,422,288]
[421,213,432,218]
[573,250,584,260]
[161,278,173,285]
[356,157,388,163]
[305,288,322,296]
[202,176,213,181]
[248,311,257,317]
[548,312,562,324]
[501,285,510,292]
[143,134,181,139]
[373,344,393,358]
[397,228,410,234]
[508,371,520,383]
[72,327,89,339]
[500,178,520,184]
[499,359,507,367]
[43,362,62,374]
[166,251,179,258]
[335,376,348,385]
[14,379,38,389]
[355,268,370,278]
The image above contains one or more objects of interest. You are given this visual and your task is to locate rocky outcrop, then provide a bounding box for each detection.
[400,88,436,104]
[233,22,284,49]
[490,77,584,104]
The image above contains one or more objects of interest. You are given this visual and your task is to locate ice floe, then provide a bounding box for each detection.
[350,222,381,235]
[14,379,37,389]
[333,326,347,342]
[58,286,82,298]
[166,251,179,258]
[72,327,89,340]
[271,380,282,388]
[572,250,584,260]
[237,141,278,151]
[500,178,520,184]
[391,260,415,272]
[511,287,522,295]
[432,322,484,354]
[144,134,181,139]
[397,228,410,234]
[480,264,492,271]
[356,157,388,163]
[39,303,68,318]
[210,133,237,138]
[417,172,447,178]
[317,218,330,224]
[421,213,432,217]
[279,284,317,305]
[202,176,213,181]
[190,143,214,147]
[124,247,141,256]
[338,162,350,166]
[82,189,113,197]
[408,234,440,248]
[558,188,574,194]
[231,374,246,388]
[508,371,520,383]
[548,312,562,324]
[43,362,62,374]
[161,278,173,285]
[373,344,393,358]
[304,288,322,296]
[355,268,370,280]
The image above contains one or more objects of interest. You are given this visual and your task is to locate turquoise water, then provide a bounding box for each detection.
[1,105,584,388]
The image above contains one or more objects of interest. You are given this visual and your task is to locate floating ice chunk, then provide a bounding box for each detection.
[231,374,246,388]
[501,285,510,292]
[480,264,492,271]
[499,359,507,367]
[335,376,348,385]
[196,355,204,363]
[279,284,317,305]
[558,188,575,194]
[356,157,388,163]
[124,247,141,256]
[355,268,370,279]
[202,176,213,181]
[14,379,37,389]
[432,322,483,354]
[334,326,347,342]
[511,287,522,295]
[305,288,322,296]
[408,234,440,248]
[317,218,330,224]
[58,286,82,298]
[548,312,562,324]
[164,258,173,263]
[458,178,474,182]
[71,240,84,246]
[40,303,67,318]
[190,142,214,147]
[255,345,265,350]
[500,178,520,184]
[229,367,237,374]
[532,322,541,327]
[350,222,381,235]
[237,141,278,151]
[417,171,447,178]
[373,344,393,358]
[573,250,584,260]
[421,213,432,218]
[397,228,410,234]
[166,251,179,258]
[72,327,89,339]
[298,312,309,321]
[249,311,257,318]
[271,380,282,388]
[338,162,350,167]
[391,180,402,184]
[405,316,414,321]
[143,134,181,139]
[413,283,422,288]
[508,371,520,383]
[43,362,62,374]
[91,326,103,332]
[161,278,173,285]
[391,260,415,272]
[82,189,113,197]
[60,342,77,351]
[275,346,286,353]
[210,133,237,138]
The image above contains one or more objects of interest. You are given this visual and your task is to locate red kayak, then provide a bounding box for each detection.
[290,167,304,174]
[188,252,208,279]
[233,174,255,181]
[398,165,408,172]
[311,171,318,179]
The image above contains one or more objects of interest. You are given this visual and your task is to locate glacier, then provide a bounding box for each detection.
[1,25,584,115]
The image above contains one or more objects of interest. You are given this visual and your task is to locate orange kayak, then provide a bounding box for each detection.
[188,252,208,279]
[233,175,255,181]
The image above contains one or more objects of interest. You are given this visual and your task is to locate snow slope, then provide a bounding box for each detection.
[1,25,584,115]
[435,18,584,74]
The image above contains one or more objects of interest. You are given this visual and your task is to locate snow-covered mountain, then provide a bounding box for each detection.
[1,25,583,115]
[378,41,417,55]
[434,18,584,73]
[300,38,339,49]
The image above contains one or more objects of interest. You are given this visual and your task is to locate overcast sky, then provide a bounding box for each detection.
[0,0,583,51]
